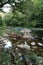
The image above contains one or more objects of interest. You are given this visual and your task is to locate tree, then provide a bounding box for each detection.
[0,0,43,28]
[31,0,43,27]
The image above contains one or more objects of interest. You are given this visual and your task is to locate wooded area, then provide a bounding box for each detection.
[0,0,43,28]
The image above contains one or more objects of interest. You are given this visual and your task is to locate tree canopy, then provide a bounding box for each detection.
[0,0,43,28]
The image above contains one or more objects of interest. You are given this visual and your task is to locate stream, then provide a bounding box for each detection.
[8,27,43,56]
[0,27,43,56]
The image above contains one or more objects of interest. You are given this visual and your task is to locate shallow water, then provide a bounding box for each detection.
[10,27,43,56]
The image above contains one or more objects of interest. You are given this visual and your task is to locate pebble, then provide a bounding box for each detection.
[31,42,36,46]
[38,42,43,46]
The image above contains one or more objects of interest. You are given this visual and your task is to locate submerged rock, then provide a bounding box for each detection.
[22,33,34,39]
[17,42,30,50]
[20,29,34,39]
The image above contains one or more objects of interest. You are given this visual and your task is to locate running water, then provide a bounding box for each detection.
[3,39,12,49]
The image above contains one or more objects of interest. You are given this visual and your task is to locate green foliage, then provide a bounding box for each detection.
[0,0,43,28]
[0,17,3,25]
[22,49,39,65]
[31,20,38,27]
[0,50,11,65]
[32,0,43,27]
[30,52,39,64]
[3,12,13,23]
[0,49,39,65]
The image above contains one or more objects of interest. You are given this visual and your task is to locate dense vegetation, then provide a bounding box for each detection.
[0,47,39,65]
[0,0,43,28]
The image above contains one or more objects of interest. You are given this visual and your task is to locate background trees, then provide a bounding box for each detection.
[0,0,43,28]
